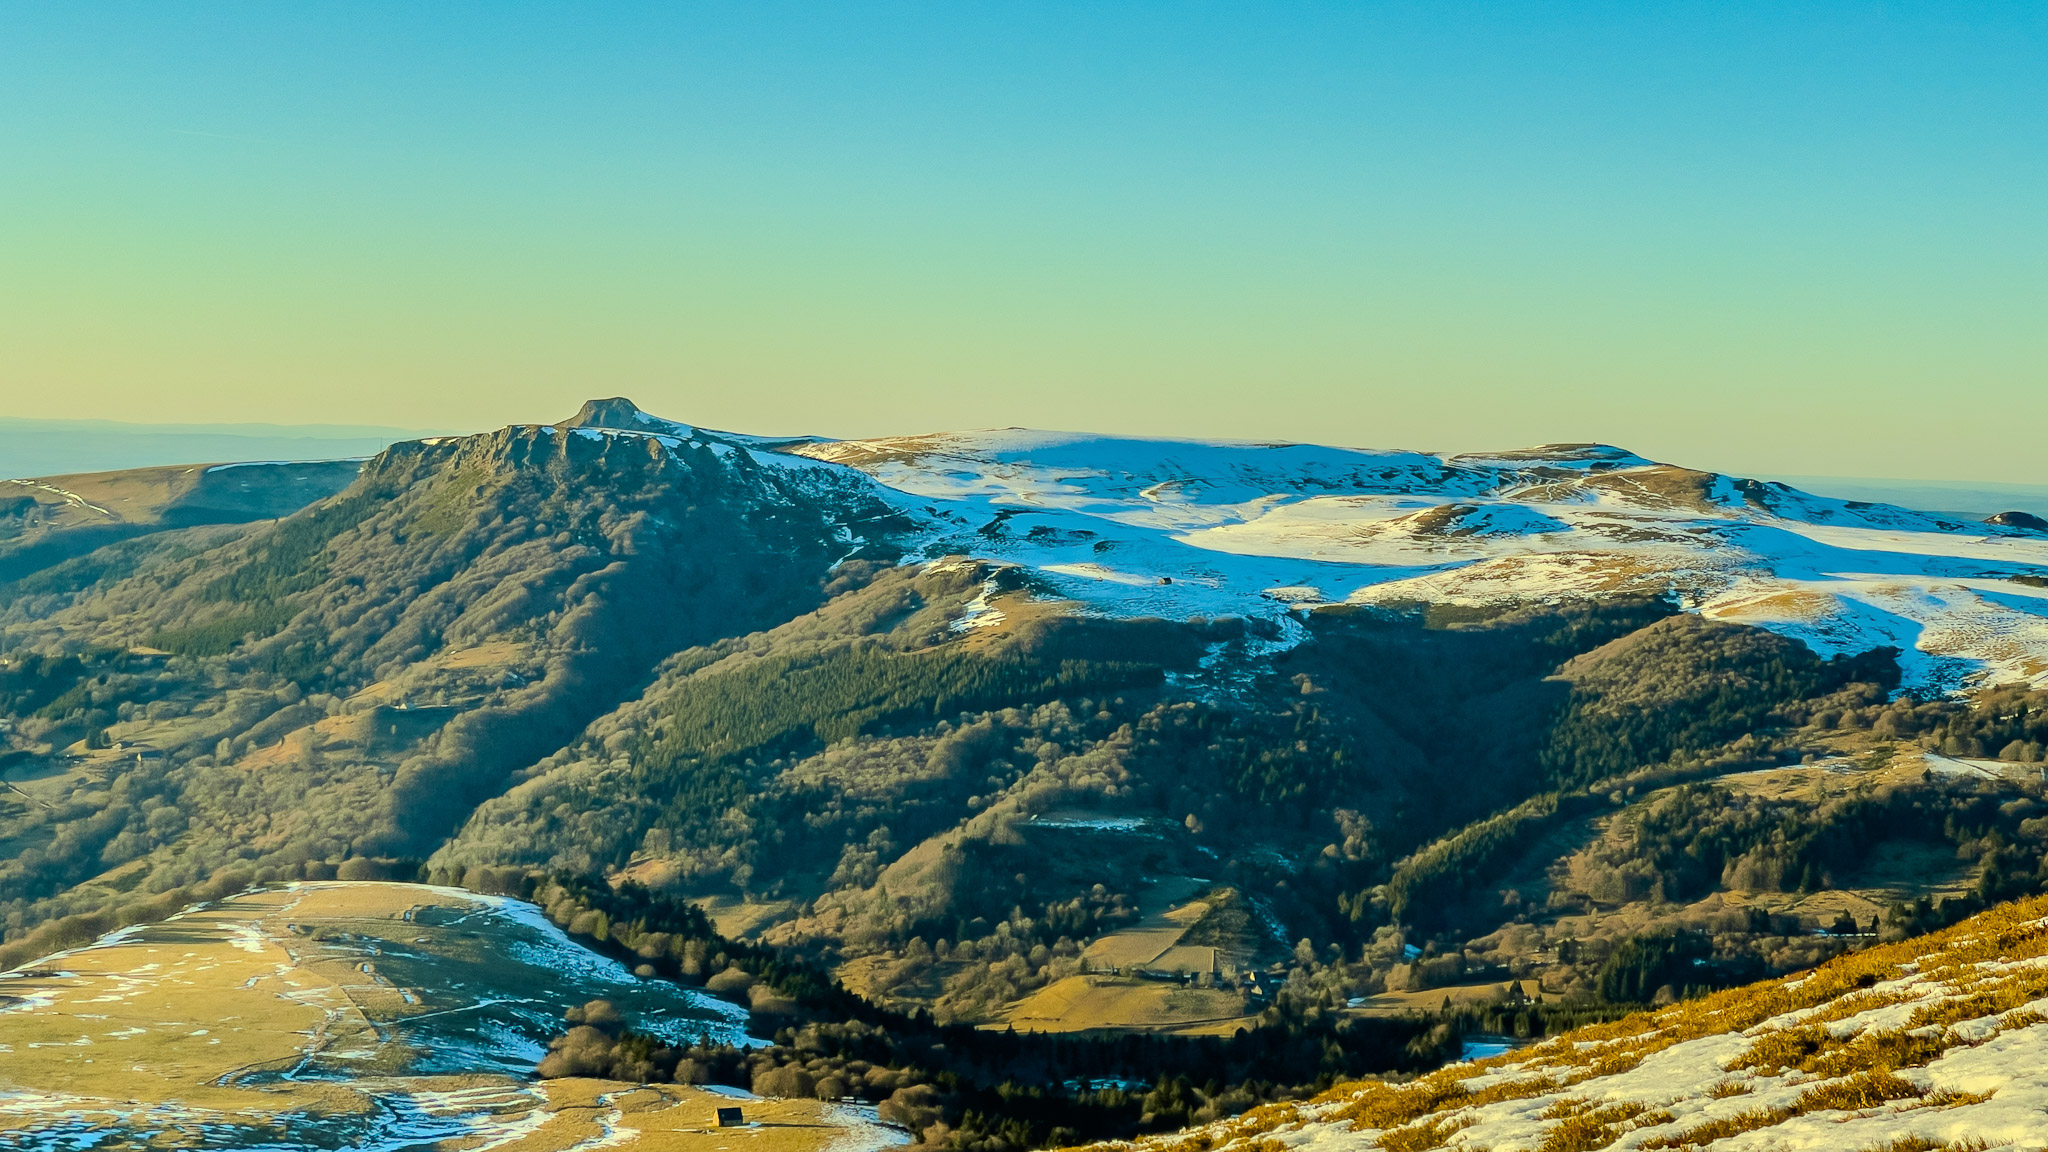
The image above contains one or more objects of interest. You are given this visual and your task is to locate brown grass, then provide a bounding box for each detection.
[1638,1106,1796,1150]
[1377,1114,1474,1152]
[1801,986,1921,1026]
[1793,1069,1925,1112]
[1922,1087,1997,1109]
[1908,964,2048,1030]
[1535,1101,1672,1152]
[1857,1138,2003,1152]
[1327,1076,1474,1130]
[1116,894,2048,1152]
[998,974,1249,1034]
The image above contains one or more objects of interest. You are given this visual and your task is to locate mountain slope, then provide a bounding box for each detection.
[0,406,908,949]
[1115,893,2048,1151]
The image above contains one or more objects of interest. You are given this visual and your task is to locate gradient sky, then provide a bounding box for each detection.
[1,3,2042,481]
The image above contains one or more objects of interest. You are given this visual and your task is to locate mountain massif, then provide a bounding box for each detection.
[4,399,2047,1149]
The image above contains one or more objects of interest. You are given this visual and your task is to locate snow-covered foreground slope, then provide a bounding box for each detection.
[1097,895,2048,1152]
[784,429,2048,695]
[559,402,2048,695]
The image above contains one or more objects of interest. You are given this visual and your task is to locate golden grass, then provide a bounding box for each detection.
[1103,896,2048,1151]
[1534,1101,1672,1152]
[435,640,527,670]
[1638,1106,1795,1150]
[1856,1138,2003,1152]
[1075,876,1213,971]
[999,974,1250,1034]
[1908,963,2048,1030]
[1807,1029,1954,1078]
[1730,982,2037,1081]
[1376,1114,1474,1152]
[1461,1074,1572,1109]
[489,1080,847,1152]
[1326,1076,1475,1130]
[1800,986,1921,1027]
[0,883,885,1152]
[0,890,353,1119]
[1923,1087,1998,1109]
[1636,1074,1988,1152]
[1792,1069,1925,1112]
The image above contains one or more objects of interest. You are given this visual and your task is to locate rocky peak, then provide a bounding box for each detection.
[557,397,686,435]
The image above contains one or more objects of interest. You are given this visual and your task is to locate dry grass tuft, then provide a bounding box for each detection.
[1922,1087,1997,1109]
[1376,1114,1474,1152]
[1793,1069,1924,1112]
[1637,1106,1795,1150]
[1908,964,2048,1030]
[1328,1076,1472,1131]
[1726,1023,1828,1075]
[1534,1101,1670,1152]
[1805,1028,1953,1077]
[1462,1074,1567,1109]
[1857,1137,2005,1152]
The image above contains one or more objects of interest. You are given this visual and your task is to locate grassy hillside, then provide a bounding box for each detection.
[0,880,874,1152]
[1120,892,2048,1152]
[0,460,360,585]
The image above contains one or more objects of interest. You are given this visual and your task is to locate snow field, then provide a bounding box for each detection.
[768,426,2048,696]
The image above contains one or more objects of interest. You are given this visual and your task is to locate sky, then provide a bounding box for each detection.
[1,3,2042,482]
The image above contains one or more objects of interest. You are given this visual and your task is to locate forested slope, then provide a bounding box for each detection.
[0,408,899,956]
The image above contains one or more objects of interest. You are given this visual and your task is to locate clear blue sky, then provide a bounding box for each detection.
[1,3,2042,481]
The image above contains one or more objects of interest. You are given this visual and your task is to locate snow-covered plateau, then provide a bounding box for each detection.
[579,407,2048,696]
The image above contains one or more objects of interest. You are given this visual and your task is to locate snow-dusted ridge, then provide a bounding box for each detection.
[545,402,2048,695]
[1089,895,2048,1152]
